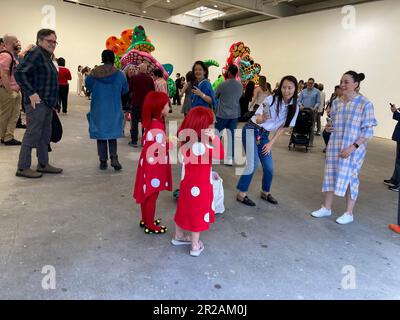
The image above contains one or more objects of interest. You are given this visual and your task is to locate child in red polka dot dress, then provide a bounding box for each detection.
[172,107,224,256]
[133,91,173,234]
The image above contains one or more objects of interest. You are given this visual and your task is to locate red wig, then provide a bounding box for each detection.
[178,106,214,139]
[142,91,170,130]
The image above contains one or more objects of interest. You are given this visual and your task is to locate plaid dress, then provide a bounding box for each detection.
[322,95,377,200]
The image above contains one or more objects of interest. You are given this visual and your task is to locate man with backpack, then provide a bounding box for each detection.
[0,34,22,146]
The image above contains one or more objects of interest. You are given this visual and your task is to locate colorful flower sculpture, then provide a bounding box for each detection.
[223,41,261,86]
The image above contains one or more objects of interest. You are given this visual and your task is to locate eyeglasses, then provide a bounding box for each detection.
[43,39,58,46]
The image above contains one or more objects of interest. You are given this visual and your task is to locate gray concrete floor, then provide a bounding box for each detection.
[0,94,399,300]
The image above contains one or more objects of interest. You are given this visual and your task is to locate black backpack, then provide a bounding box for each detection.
[51,110,63,143]
[0,50,16,76]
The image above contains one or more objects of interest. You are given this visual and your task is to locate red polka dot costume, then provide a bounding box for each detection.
[133,119,172,231]
[174,137,224,232]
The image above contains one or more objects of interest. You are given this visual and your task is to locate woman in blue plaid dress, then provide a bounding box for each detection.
[311,71,377,225]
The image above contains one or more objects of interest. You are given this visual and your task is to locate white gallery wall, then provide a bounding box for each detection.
[1,0,399,139]
[0,0,197,93]
[194,0,400,139]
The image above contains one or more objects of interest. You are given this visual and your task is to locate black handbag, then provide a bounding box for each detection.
[51,110,63,143]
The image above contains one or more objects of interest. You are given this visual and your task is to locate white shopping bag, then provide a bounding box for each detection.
[211,171,225,214]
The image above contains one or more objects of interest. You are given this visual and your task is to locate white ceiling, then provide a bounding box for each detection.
[64,0,382,31]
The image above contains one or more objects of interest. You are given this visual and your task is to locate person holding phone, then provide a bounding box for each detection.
[384,103,400,193]
[311,71,377,225]
[190,61,216,109]
[236,75,299,206]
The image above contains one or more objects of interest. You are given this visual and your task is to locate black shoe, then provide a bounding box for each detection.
[110,156,122,171]
[384,179,397,187]
[315,132,321,136]
[261,193,278,205]
[144,225,168,234]
[16,123,27,129]
[237,195,256,207]
[4,139,22,146]
[99,160,108,170]
[0,139,4,144]
[128,141,138,148]
[140,219,161,228]
[389,185,400,192]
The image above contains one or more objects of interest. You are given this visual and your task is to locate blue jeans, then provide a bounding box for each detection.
[215,117,238,159]
[237,123,274,193]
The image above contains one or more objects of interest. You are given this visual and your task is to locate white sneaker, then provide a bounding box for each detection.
[311,206,332,218]
[224,158,233,166]
[336,213,354,225]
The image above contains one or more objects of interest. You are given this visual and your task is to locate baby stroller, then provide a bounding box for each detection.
[288,109,313,152]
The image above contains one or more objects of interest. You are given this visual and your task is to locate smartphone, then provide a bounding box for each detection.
[262,102,271,119]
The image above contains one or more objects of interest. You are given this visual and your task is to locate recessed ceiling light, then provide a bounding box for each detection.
[214,5,218,8]
[143,10,146,13]
[166,0,171,2]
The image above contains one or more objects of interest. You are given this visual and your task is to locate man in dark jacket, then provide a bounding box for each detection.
[384,103,400,192]
[172,73,181,106]
[15,29,62,178]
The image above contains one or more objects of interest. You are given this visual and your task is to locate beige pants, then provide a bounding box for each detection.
[0,87,22,142]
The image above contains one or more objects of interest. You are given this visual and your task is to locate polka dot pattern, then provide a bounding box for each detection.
[151,178,160,188]
[156,133,164,144]
[191,186,200,197]
[204,213,210,223]
[192,142,206,156]
[147,131,154,141]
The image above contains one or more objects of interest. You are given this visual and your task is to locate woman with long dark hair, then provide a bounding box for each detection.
[236,75,299,206]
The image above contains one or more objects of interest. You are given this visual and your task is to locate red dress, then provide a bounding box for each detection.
[174,137,224,232]
[133,119,172,203]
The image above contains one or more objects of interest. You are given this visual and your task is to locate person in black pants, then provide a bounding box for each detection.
[387,103,400,234]
[384,103,400,192]
[173,73,182,106]
[57,57,72,114]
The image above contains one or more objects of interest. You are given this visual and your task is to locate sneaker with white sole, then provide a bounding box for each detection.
[336,213,354,225]
[311,206,332,218]
[171,238,192,246]
[190,242,204,257]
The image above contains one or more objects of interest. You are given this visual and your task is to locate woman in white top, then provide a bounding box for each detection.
[236,75,300,206]
[249,75,270,111]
